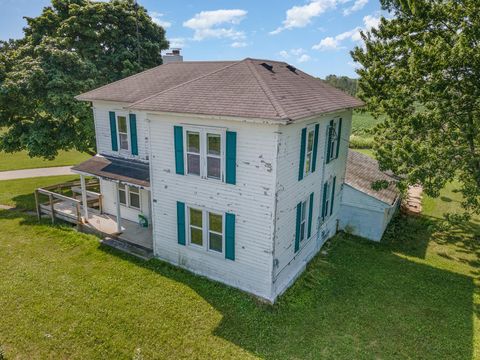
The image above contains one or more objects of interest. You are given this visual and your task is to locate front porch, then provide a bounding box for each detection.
[35,178,153,256]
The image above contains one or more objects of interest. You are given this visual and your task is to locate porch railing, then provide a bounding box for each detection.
[35,178,101,224]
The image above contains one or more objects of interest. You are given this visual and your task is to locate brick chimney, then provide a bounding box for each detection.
[163,48,183,64]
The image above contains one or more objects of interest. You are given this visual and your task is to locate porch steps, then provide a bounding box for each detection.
[101,237,154,261]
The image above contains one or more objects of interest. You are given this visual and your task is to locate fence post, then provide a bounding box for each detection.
[34,190,41,221]
[99,194,103,214]
[49,194,55,224]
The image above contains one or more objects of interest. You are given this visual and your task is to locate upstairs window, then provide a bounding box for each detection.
[326,118,342,163]
[117,115,129,151]
[184,127,224,180]
[304,126,316,176]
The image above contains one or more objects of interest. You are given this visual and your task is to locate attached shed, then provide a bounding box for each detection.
[339,150,400,241]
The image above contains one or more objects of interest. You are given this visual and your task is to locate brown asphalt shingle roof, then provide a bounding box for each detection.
[345,150,400,205]
[72,155,150,188]
[77,58,363,122]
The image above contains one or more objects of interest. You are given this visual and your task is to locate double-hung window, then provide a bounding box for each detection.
[187,207,224,254]
[118,184,141,210]
[299,199,308,242]
[117,115,129,151]
[185,127,224,180]
[304,126,316,176]
[321,176,336,221]
[326,119,342,163]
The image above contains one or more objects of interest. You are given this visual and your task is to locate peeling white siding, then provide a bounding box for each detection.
[147,113,277,300]
[100,179,151,223]
[92,101,150,162]
[271,111,352,300]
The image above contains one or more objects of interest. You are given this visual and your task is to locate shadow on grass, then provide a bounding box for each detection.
[1,209,475,359]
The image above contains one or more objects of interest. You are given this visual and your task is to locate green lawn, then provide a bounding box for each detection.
[0,150,89,171]
[0,177,478,359]
[0,175,79,210]
[350,111,382,149]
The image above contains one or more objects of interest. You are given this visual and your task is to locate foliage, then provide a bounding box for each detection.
[352,0,480,214]
[0,0,168,159]
[349,134,374,149]
[324,74,358,96]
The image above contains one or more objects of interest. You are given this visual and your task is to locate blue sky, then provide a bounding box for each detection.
[0,0,383,78]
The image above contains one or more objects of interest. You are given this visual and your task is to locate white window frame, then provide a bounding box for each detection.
[327,119,340,163]
[118,183,141,210]
[116,113,130,153]
[304,124,316,177]
[186,206,225,255]
[322,177,334,221]
[183,126,225,182]
[299,198,309,242]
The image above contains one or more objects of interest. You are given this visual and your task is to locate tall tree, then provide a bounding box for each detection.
[324,75,358,96]
[0,0,168,158]
[352,0,480,214]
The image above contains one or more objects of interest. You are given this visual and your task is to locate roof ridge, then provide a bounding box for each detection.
[127,60,244,109]
[244,59,290,120]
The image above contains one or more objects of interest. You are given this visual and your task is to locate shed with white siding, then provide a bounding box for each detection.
[339,150,400,242]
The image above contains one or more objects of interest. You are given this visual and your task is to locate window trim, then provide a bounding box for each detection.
[322,177,334,221]
[183,126,225,182]
[326,119,340,163]
[116,113,130,153]
[303,124,316,177]
[118,183,141,210]
[186,205,225,256]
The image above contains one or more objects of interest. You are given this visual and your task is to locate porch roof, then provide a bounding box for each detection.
[72,155,150,188]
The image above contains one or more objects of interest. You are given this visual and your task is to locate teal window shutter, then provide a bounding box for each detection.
[129,114,138,156]
[307,192,314,238]
[225,131,237,185]
[322,182,328,220]
[330,177,336,216]
[326,120,334,164]
[177,201,186,245]
[298,128,307,181]
[174,126,184,175]
[225,213,236,260]
[109,111,118,151]
[295,202,301,252]
[311,124,320,172]
[335,118,342,159]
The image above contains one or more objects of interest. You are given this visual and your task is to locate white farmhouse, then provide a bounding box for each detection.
[70,57,365,302]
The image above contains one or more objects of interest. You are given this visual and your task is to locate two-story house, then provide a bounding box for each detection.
[72,58,363,302]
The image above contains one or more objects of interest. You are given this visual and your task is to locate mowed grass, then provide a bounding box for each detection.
[0,177,478,358]
[350,111,382,149]
[0,150,89,171]
[0,175,78,210]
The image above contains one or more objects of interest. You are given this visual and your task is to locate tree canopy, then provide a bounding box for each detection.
[324,75,358,96]
[352,0,480,214]
[0,0,168,158]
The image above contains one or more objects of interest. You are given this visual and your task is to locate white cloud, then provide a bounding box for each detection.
[312,14,380,51]
[150,12,172,28]
[343,0,368,16]
[278,48,311,63]
[363,14,381,29]
[298,54,311,63]
[169,37,187,48]
[270,0,348,34]
[183,9,247,41]
[231,41,248,48]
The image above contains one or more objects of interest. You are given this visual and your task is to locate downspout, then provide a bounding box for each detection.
[270,124,281,301]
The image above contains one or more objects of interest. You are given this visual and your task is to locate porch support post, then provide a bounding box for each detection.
[115,182,122,233]
[80,174,89,222]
